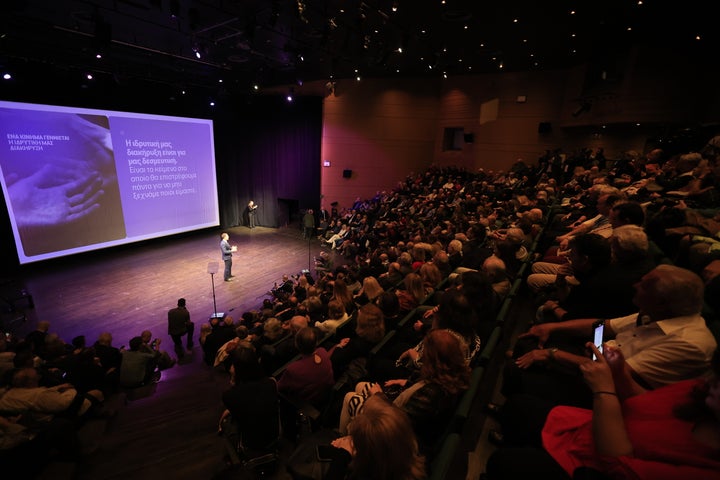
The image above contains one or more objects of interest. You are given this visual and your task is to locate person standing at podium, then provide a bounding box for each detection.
[220,232,237,282]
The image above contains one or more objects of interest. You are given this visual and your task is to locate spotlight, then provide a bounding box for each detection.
[192,45,202,59]
[287,88,294,102]
[2,73,11,80]
[86,73,93,80]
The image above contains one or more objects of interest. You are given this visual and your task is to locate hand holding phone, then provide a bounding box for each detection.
[316,444,339,462]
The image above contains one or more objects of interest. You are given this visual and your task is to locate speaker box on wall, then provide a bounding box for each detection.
[538,122,552,134]
[463,133,474,143]
[342,169,352,178]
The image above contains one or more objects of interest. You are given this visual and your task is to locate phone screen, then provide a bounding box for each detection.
[316,445,337,462]
[592,322,604,360]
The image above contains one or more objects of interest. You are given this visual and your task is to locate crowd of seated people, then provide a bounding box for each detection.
[5,140,720,478]
[0,320,180,475]
[480,145,720,478]
[209,143,720,477]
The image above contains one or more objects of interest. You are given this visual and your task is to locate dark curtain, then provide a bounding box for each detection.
[214,96,322,228]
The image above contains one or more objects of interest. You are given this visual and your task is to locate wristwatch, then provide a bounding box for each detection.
[548,347,558,361]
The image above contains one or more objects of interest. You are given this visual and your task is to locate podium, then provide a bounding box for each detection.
[207,261,224,321]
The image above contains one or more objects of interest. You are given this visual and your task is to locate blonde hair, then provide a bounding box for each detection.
[361,276,385,302]
[349,395,426,480]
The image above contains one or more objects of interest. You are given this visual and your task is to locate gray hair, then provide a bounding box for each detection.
[612,225,648,262]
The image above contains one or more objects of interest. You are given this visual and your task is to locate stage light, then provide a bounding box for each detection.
[86,73,93,80]
[2,73,11,80]
[286,88,294,102]
[253,84,259,91]
[96,53,102,59]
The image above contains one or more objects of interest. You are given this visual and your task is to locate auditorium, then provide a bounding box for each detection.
[1,1,719,479]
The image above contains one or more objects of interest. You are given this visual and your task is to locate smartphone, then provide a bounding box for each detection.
[592,320,604,360]
[316,445,337,462]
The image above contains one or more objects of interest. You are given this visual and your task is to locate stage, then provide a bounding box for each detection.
[2,223,333,479]
[7,223,326,347]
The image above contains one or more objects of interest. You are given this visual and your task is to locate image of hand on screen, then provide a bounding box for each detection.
[5,161,105,226]
[0,109,126,257]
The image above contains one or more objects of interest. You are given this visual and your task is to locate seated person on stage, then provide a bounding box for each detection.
[92,332,122,394]
[0,366,104,422]
[139,330,176,370]
[119,336,161,388]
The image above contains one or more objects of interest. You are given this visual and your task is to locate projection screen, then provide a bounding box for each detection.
[0,100,220,264]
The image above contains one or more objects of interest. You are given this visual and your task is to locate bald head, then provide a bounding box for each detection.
[289,315,309,333]
[634,265,704,318]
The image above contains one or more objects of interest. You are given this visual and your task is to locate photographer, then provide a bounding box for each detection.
[139,330,176,370]
[119,336,162,388]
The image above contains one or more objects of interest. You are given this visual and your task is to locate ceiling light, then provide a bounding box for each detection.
[86,73,93,80]
[2,73,11,80]
[392,2,398,12]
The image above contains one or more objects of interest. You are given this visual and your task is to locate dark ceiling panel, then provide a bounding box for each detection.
[0,0,714,99]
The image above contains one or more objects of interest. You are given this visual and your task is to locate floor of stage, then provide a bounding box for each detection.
[6,223,327,345]
[2,223,336,480]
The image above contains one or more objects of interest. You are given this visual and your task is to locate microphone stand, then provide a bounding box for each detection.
[210,271,218,317]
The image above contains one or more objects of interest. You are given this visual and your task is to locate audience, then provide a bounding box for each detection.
[5,150,720,478]
[326,394,426,480]
[276,327,334,408]
[119,336,160,388]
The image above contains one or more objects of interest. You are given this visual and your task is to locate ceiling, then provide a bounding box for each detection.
[0,0,713,99]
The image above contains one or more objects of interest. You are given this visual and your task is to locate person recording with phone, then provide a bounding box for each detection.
[484,345,720,480]
[501,265,717,409]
